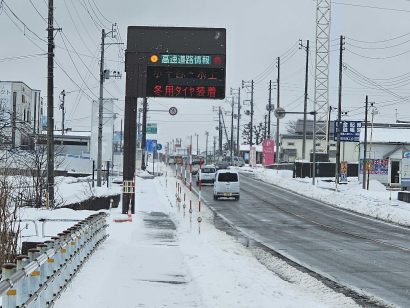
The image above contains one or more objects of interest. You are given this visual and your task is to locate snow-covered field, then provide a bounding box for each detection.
[8,164,408,307]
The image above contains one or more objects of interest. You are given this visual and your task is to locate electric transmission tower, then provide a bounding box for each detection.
[314,0,331,154]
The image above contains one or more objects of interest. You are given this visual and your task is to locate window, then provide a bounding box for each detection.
[202,168,215,173]
[218,173,238,182]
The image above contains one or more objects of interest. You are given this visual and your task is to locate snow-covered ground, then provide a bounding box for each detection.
[238,166,410,227]
[51,171,358,308]
[9,164,409,307]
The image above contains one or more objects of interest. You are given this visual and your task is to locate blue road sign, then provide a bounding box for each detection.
[156,143,162,151]
[333,121,362,142]
[146,139,157,152]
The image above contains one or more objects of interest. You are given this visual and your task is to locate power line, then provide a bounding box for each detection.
[28,0,47,23]
[333,2,410,14]
[346,47,410,60]
[0,53,46,62]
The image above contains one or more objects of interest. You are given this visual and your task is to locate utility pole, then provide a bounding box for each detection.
[335,35,345,185]
[47,0,58,207]
[230,87,241,156]
[205,131,209,164]
[276,57,281,163]
[327,106,333,155]
[141,98,148,170]
[97,25,119,187]
[264,114,267,140]
[230,96,234,162]
[250,80,254,147]
[218,106,222,155]
[237,87,241,155]
[137,108,142,148]
[213,136,216,162]
[241,80,254,146]
[300,40,309,160]
[363,110,368,188]
[267,80,272,139]
[97,29,105,187]
[120,118,123,152]
[59,90,65,135]
[195,133,199,155]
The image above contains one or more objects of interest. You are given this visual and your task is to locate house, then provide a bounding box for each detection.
[280,119,359,163]
[359,123,410,187]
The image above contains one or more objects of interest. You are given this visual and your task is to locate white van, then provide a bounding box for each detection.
[197,165,216,185]
[213,170,240,200]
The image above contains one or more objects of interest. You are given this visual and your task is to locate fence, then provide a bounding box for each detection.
[0,212,108,308]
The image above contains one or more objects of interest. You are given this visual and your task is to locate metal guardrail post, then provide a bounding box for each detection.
[16,255,29,307]
[44,240,55,305]
[36,243,48,307]
[1,263,17,308]
[27,248,40,301]
[50,235,62,298]
[63,230,74,281]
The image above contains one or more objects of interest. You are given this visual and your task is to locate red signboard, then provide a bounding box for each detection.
[262,139,275,166]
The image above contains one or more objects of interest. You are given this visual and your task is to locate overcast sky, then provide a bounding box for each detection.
[1,0,410,152]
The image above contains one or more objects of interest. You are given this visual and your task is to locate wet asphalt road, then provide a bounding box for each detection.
[199,172,410,307]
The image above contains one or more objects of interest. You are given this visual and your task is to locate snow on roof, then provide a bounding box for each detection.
[239,144,263,152]
[359,127,410,144]
[49,130,91,138]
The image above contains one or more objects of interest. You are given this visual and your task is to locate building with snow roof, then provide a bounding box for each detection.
[359,123,410,187]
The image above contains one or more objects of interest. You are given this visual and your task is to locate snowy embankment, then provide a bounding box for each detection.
[18,176,120,242]
[239,166,410,226]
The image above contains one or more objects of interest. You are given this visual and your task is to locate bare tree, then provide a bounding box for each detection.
[0,173,22,266]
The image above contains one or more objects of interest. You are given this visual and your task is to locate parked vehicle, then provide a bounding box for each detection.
[213,169,240,200]
[197,165,216,185]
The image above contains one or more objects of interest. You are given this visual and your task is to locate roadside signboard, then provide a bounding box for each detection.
[250,146,257,167]
[360,159,388,175]
[156,143,162,151]
[340,161,348,183]
[333,121,362,142]
[146,139,157,153]
[146,123,157,134]
[401,151,410,189]
[262,139,275,166]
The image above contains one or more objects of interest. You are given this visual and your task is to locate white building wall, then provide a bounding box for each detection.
[281,137,359,162]
[0,81,41,147]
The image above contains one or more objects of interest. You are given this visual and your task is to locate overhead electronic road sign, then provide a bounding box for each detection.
[334,121,362,142]
[123,26,226,214]
[124,26,226,100]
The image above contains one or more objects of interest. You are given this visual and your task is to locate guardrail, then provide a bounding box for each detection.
[0,212,108,308]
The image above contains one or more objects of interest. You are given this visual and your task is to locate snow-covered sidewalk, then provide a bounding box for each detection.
[54,173,358,308]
